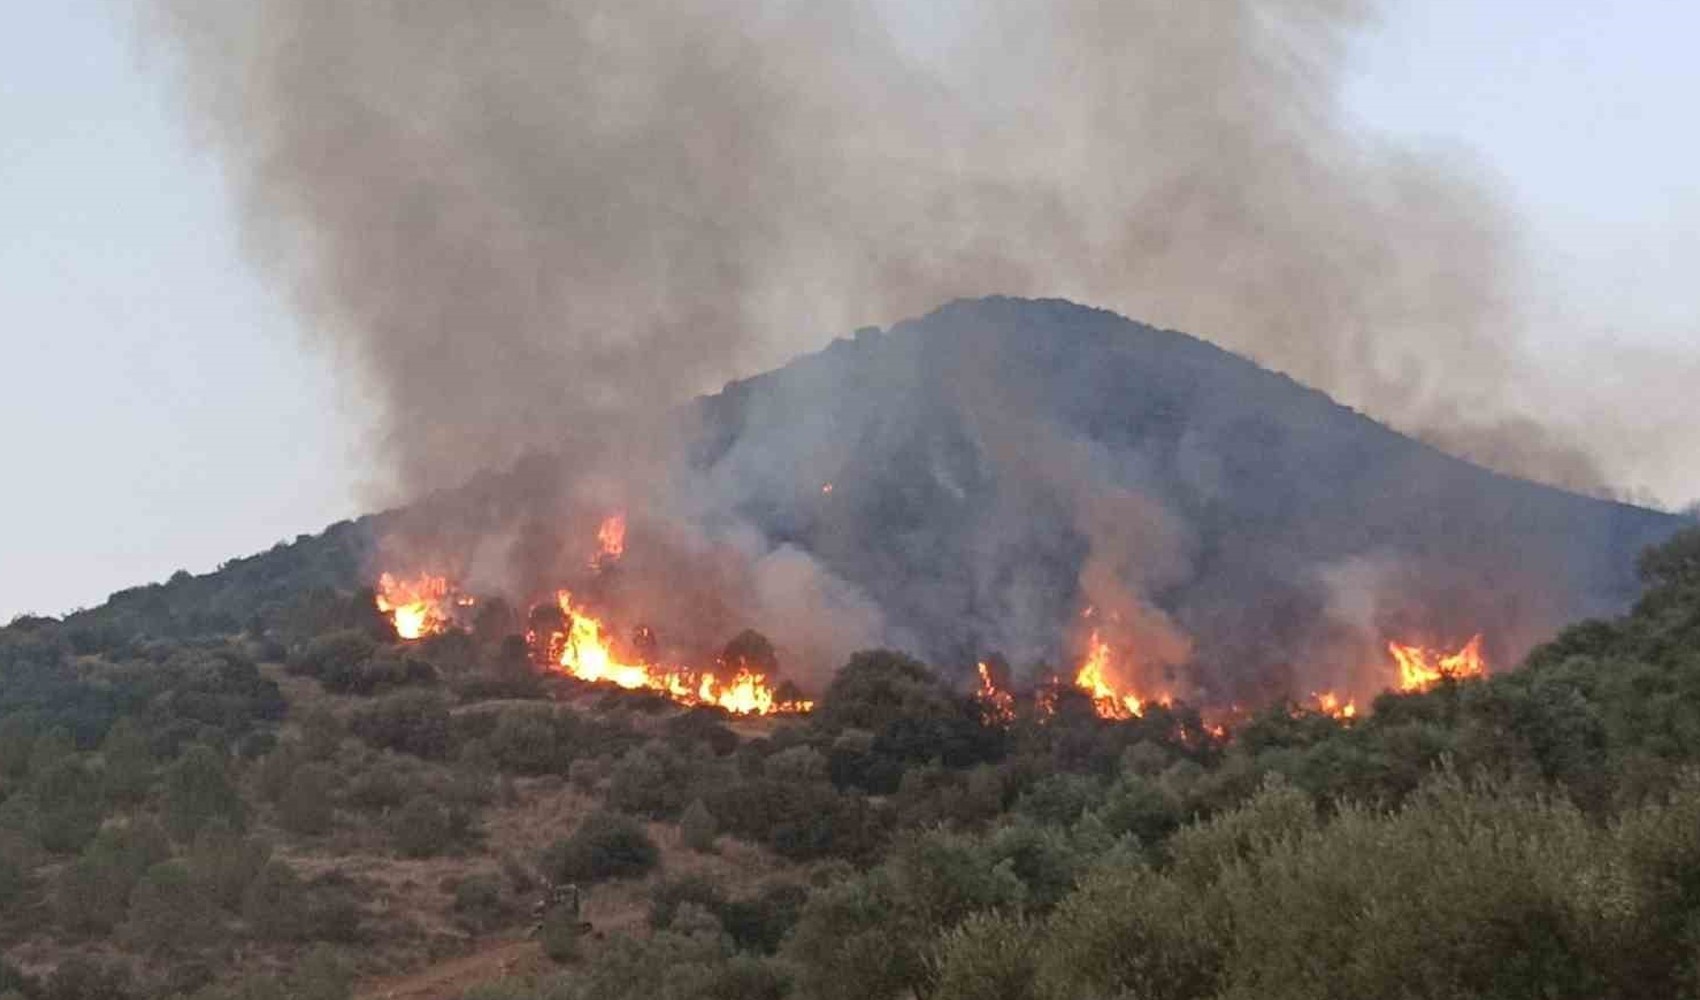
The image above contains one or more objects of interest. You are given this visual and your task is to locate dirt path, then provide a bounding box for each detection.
[357,938,543,1000]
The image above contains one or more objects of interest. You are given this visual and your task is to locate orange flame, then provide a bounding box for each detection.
[1388,635,1487,693]
[549,591,810,715]
[1311,690,1358,720]
[1074,630,1164,720]
[375,572,451,640]
[975,662,1017,725]
[592,514,627,568]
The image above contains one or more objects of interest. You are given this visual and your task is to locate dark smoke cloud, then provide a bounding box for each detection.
[143,0,1632,500]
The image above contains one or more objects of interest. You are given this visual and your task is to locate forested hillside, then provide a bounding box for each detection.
[3,505,1700,997]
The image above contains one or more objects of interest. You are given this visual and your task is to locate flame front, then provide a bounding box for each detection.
[1389,635,1487,692]
[550,591,809,715]
[376,572,451,640]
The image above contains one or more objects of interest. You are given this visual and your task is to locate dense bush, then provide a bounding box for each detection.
[163,745,245,841]
[350,691,454,759]
[542,812,660,884]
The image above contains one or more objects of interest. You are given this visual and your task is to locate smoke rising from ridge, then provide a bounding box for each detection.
[144,0,1652,502]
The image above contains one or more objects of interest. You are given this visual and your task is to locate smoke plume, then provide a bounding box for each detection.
[143,0,1636,500]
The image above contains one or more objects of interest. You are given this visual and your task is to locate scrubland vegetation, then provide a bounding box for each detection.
[2,524,1700,998]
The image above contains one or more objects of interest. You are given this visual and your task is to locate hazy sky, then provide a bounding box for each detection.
[2,0,1696,620]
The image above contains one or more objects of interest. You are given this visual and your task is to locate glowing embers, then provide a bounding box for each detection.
[375,572,452,640]
[545,590,810,716]
[1388,635,1487,693]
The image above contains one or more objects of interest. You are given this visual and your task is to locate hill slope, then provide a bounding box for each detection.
[689,297,1683,695]
[40,297,1685,703]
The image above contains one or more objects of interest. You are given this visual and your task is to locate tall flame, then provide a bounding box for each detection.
[1388,635,1487,692]
[975,662,1017,725]
[375,572,451,640]
[550,591,810,715]
[592,514,627,568]
[1074,630,1158,720]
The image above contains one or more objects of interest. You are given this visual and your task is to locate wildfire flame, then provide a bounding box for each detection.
[975,662,1017,725]
[1074,630,1164,720]
[592,514,626,568]
[1312,690,1357,720]
[1388,635,1487,693]
[549,591,810,715]
[375,572,451,640]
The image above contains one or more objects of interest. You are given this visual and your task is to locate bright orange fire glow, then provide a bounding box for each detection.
[549,591,810,715]
[1389,635,1488,692]
[975,662,1017,725]
[1074,630,1165,720]
[1312,690,1358,720]
[375,572,451,640]
[593,514,627,568]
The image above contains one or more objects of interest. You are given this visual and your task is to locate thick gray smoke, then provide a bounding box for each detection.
[145,0,1612,498]
[144,0,1691,695]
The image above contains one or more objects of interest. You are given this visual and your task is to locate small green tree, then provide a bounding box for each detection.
[680,799,718,853]
[539,905,584,964]
[98,717,155,805]
[163,745,244,841]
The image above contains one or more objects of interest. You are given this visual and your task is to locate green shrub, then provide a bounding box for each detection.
[718,882,809,956]
[351,691,453,759]
[123,860,225,956]
[277,762,338,835]
[390,795,467,858]
[51,819,174,934]
[542,811,660,884]
[451,873,509,933]
[486,708,574,775]
[650,874,727,931]
[28,757,105,854]
[933,912,1041,1000]
[187,823,269,910]
[241,860,312,942]
[287,629,376,687]
[162,745,245,841]
[0,834,32,912]
[97,717,155,805]
[538,905,584,964]
[1034,855,1222,1000]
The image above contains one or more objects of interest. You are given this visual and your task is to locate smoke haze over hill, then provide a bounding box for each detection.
[143,0,1692,506]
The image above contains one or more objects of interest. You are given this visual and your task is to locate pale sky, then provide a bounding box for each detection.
[2,0,1696,620]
